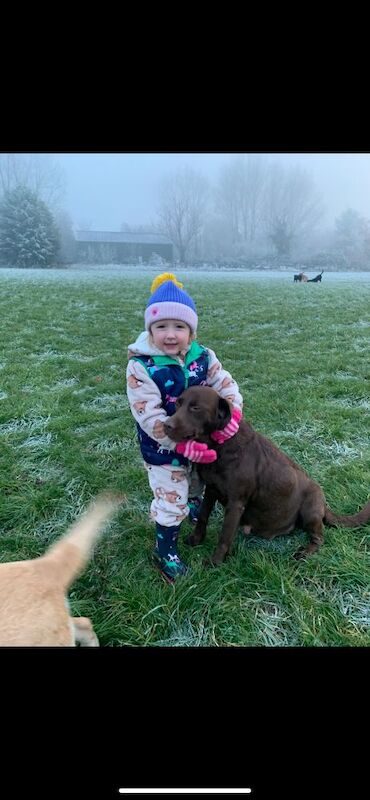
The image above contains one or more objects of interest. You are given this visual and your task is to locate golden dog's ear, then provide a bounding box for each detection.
[216,397,231,428]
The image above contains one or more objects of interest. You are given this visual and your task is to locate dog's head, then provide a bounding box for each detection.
[163,385,231,443]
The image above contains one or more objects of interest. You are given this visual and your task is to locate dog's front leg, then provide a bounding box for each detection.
[72,617,99,646]
[185,486,218,547]
[209,500,245,565]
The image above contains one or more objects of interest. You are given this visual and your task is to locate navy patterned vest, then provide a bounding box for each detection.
[130,341,209,466]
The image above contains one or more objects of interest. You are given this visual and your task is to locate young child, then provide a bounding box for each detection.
[126,273,243,583]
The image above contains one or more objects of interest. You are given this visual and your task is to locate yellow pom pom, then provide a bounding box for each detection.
[150,272,183,294]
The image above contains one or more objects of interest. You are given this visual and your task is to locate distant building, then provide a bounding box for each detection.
[74,230,173,264]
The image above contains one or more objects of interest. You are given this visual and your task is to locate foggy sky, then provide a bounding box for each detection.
[51,153,370,232]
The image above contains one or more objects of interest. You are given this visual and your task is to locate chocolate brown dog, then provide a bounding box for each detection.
[164,386,370,565]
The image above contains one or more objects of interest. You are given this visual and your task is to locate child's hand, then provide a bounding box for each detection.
[211,407,242,444]
[176,440,217,463]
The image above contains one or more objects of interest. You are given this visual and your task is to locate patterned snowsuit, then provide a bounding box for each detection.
[126,331,243,526]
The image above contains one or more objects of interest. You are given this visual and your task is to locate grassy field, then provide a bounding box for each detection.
[0,268,369,646]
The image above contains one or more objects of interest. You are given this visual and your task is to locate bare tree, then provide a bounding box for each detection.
[215,156,267,246]
[263,163,324,256]
[334,208,370,267]
[202,214,234,260]
[215,158,243,244]
[241,156,266,241]
[0,154,25,194]
[335,208,367,251]
[156,166,208,264]
[54,209,77,263]
[0,154,66,210]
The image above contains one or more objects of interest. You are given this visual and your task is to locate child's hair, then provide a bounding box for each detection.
[144,272,198,334]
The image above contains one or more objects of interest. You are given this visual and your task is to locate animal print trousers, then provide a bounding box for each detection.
[144,462,204,528]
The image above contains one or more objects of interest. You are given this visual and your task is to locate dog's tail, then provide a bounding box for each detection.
[324,499,370,528]
[40,493,124,589]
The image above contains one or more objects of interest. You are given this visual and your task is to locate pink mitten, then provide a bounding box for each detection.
[211,407,242,444]
[176,440,217,463]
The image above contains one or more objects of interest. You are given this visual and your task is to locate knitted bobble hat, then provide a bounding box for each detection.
[144,272,198,333]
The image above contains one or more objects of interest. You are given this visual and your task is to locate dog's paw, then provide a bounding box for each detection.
[185,532,202,547]
[204,552,225,568]
[293,547,308,560]
[202,557,217,569]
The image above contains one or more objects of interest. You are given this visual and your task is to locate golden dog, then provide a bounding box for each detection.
[0,493,123,646]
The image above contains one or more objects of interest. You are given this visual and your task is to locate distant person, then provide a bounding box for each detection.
[126,273,244,583]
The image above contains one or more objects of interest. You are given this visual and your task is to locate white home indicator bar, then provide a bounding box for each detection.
[119,790,252,795]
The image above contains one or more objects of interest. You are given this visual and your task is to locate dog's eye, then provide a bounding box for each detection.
[189,405,200,412]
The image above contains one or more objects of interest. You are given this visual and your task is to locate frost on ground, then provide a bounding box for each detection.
[317,440,364,463]
[337,589,370,628]
[0,415,51,436]
[254,602,296,646]
[30,349,64,362]
[329,397,370,410]
[349,319,370,328]
[2,266,370,284]
[19,457,65,482]
[152,619,212,647]
[335,371,359,381]
[17,433,53,450]
[81,394,128,413]
[353,338,370,353]
[68,353,98,363]
[87,436,133,453]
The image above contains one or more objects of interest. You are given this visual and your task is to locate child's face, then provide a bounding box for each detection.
[150,319,192,356]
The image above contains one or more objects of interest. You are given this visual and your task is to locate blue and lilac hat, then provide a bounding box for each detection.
[145,273,198,334]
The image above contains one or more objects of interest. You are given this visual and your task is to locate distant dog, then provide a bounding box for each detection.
[164,386,370,566]
[0,494,123,646]
[308,271,324,283]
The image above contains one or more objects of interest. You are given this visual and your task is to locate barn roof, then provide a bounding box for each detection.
[75,231,173,245]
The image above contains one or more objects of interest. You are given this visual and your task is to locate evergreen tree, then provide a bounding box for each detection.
[0,185,60,267]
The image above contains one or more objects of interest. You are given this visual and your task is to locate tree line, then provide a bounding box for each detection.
[1,154,369,269]
[153,159,370,268]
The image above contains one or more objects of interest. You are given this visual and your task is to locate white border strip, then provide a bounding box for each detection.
[118,790,252,795]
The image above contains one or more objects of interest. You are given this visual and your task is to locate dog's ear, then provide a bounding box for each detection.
[216,397,231,428]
